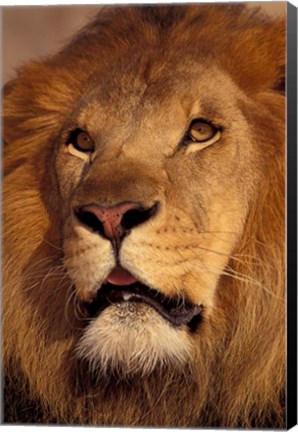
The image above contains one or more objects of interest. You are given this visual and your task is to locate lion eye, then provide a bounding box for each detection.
[187,120,218,143]
[69,129,95,152]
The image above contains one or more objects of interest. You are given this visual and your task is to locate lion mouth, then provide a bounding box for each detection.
[84,267,203,328]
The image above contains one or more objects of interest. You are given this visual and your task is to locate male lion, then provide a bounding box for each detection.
[3,4,285,428]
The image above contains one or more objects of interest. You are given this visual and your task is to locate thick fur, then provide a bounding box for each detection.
[3,5,285,427]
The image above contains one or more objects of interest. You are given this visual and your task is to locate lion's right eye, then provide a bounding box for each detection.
[68,129,95,153]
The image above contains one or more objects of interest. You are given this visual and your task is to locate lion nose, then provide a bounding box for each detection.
[75,201,158,241]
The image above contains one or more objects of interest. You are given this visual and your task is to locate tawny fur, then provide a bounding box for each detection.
[3,5,285,427]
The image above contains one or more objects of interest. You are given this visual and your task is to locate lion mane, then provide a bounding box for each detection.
[3,5,285,428]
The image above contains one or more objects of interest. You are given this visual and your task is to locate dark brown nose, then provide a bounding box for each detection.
[75,201,158,241]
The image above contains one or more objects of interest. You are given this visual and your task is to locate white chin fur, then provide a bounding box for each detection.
[76,302,193,377]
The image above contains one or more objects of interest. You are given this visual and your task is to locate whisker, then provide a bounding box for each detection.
[203,263,284,301]
[37,235,63,251]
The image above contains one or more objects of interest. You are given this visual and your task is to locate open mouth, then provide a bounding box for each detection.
[84,267,203,328]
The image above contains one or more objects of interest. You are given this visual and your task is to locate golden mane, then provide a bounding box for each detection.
[3,5,285,427]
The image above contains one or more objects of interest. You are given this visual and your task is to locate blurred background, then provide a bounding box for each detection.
[2,2,285,84]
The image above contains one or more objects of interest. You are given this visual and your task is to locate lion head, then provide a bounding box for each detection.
[3,5,285,428]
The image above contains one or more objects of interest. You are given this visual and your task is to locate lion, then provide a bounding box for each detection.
[3,4,285,428]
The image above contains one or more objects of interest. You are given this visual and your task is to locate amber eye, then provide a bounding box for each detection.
[69,129,95,152]
[187,120,218,143]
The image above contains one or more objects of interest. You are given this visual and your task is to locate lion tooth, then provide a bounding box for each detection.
[123,293,132,301]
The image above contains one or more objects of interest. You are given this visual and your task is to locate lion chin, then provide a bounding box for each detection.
[3,4,285,429]
[77,302,194,377]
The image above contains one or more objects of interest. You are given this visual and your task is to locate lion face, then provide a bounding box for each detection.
[56,62,260,375]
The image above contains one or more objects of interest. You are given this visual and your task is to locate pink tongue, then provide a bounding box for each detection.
[107,267,138,286]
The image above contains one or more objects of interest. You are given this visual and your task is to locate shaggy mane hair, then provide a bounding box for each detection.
[3,5,285,427]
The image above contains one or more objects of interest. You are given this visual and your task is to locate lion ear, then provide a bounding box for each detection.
[2,79,19,145]
[225,18,286,94]
[272,64,285,93]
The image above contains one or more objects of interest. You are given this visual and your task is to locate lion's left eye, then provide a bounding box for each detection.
[187,119,219,143]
